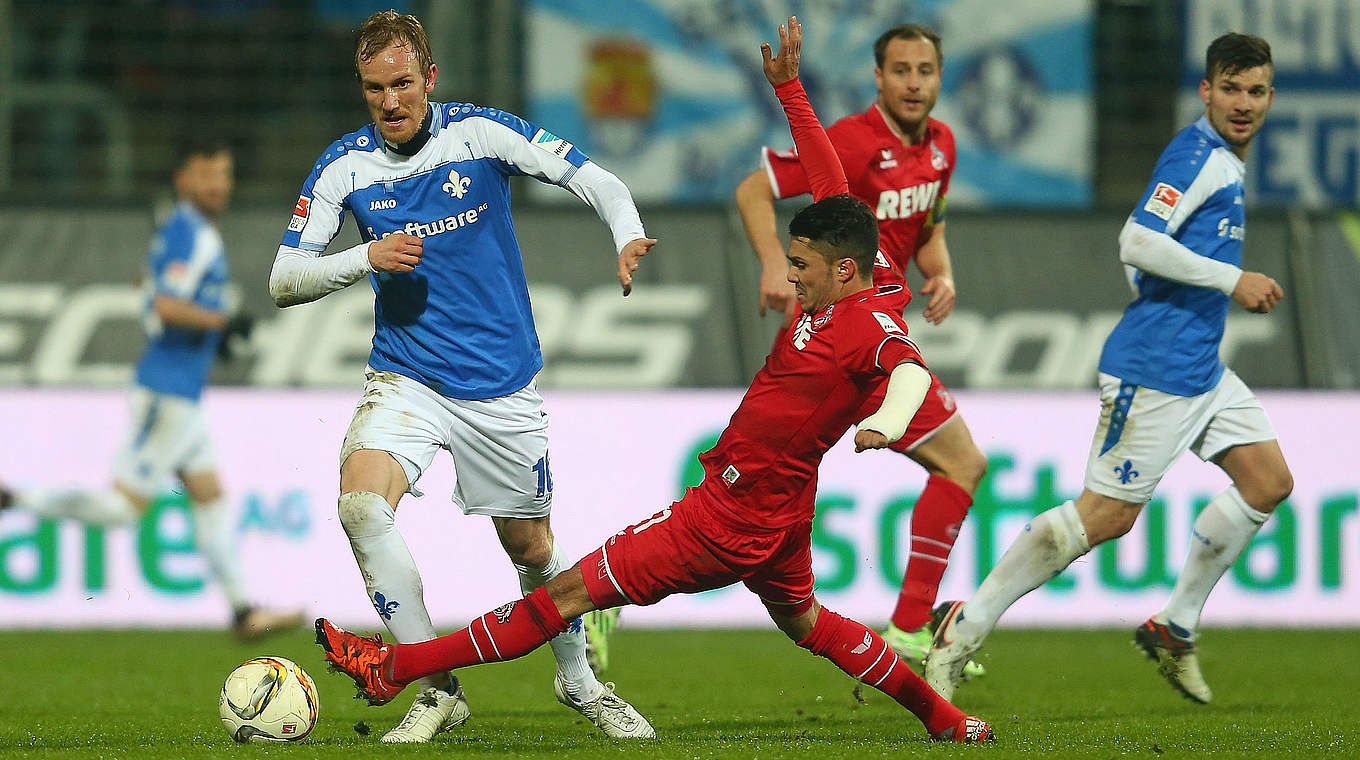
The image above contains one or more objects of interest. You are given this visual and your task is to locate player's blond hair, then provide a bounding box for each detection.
[354,10,434,81]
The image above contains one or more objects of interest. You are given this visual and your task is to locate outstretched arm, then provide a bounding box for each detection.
[563,161,655,296]
[761,16,847,201]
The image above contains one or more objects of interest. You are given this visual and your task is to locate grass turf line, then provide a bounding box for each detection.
[0,628,1355,758]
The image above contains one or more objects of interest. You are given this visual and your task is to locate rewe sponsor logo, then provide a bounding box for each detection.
[875,180,941,220]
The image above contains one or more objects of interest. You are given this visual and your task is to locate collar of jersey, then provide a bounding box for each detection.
[869,101,931,150]
[384,104,435,156]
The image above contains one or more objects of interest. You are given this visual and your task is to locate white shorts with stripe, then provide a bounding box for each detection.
[1083,368,1276,504]
[112,386,217,499]
[340,367,552,519]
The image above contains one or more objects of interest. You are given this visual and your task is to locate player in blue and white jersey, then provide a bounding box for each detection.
[927,33,1291,705]
[0,141,302,641]
[267,12,655,743]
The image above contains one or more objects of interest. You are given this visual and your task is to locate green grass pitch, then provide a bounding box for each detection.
[0,627,1355,758]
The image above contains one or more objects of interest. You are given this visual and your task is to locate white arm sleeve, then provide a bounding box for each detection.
[855,361,931,443]
[564,161,647,255]
[268,241,373,308]
[1118,218,1242,295]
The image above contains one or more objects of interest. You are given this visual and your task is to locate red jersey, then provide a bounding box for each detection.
[698,284,924,531]
[763,106,955,278]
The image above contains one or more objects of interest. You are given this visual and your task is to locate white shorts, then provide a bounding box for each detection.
[1083,369,1276,503]
[340,367,552,519]
[112,386,217,499]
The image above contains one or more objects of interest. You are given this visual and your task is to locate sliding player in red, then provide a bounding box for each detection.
[735,22,986,676]
[314,17,992,744]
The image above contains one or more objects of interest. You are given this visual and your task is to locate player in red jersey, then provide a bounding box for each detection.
[313,18,993,744]
[735,23,987,676]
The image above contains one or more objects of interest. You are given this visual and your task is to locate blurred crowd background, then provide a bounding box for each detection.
[0,0,1356,393]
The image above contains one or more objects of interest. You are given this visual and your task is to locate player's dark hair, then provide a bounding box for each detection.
[1205,33,1272,81]
[173,138,231,172]
[874,23,942,68]
[355,10,434,81]
[788,194,880,275]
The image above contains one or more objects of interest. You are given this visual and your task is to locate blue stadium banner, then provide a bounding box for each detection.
[524,0,1094,207]
[1182,1,1360,208]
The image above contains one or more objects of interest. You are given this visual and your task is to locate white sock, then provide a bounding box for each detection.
[16,488,139,525]
[960,500,1091,642]
[193,497,250,613]
[338,491,450,692]
[1159,487,1269,636]
[514,540,599,701]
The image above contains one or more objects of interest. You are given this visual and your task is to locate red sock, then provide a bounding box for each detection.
[892,475,971,632]
[391,587,568,684]
[799,607,962,736]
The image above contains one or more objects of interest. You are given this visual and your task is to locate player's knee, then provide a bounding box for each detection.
[337,491,394,538]
[505,536,554,570]
[1251,466,1293,511]
[956,445,988,493]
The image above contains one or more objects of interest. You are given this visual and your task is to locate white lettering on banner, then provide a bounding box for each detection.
[1188,0,1360,75]
[0,284,62,384]
[534,285,710,387]
[32,285,141,385]
[906,309,1277,389]
[7,286,1282,390]
[3,283,707,389]
[1252,98,1360,205]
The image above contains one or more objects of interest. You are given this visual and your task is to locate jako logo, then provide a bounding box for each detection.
[369,198,396,211]
[442,168,472,200]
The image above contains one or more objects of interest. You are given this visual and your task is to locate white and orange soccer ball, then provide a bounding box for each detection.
[219,656,319,743]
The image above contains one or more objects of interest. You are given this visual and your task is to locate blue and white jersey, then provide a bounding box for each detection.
[1099,116,1246,397]
[136,201,228,400]
[280,101,592,400]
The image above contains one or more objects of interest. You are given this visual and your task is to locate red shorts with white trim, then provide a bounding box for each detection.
[581,486,815,615]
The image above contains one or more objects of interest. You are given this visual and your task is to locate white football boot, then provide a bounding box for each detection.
[1135,617,1212,704]
[381,682,471,743]
[923,601,982,702]
[553,676,655,738]
[884,615,988,680]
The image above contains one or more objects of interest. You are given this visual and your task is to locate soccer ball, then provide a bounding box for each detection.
[219,656,319,743]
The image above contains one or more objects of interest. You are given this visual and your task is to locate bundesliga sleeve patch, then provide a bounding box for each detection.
[530,129,574,159]
[1143,182,1182,221]
[287,196,311,233]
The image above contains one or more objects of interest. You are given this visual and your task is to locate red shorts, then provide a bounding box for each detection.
[580,487,816,616]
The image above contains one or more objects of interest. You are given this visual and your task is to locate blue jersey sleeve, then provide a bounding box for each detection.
[1130,146,1204,234]
[281,129,377,251]
[446,105,590,186]
[152,214,218,304]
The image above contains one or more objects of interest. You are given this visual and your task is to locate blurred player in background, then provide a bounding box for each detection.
[267,11,655,743]
[313,18,993,744]
[0,140,299,642]
[928,33,1289,706]
[735,23,986,677]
